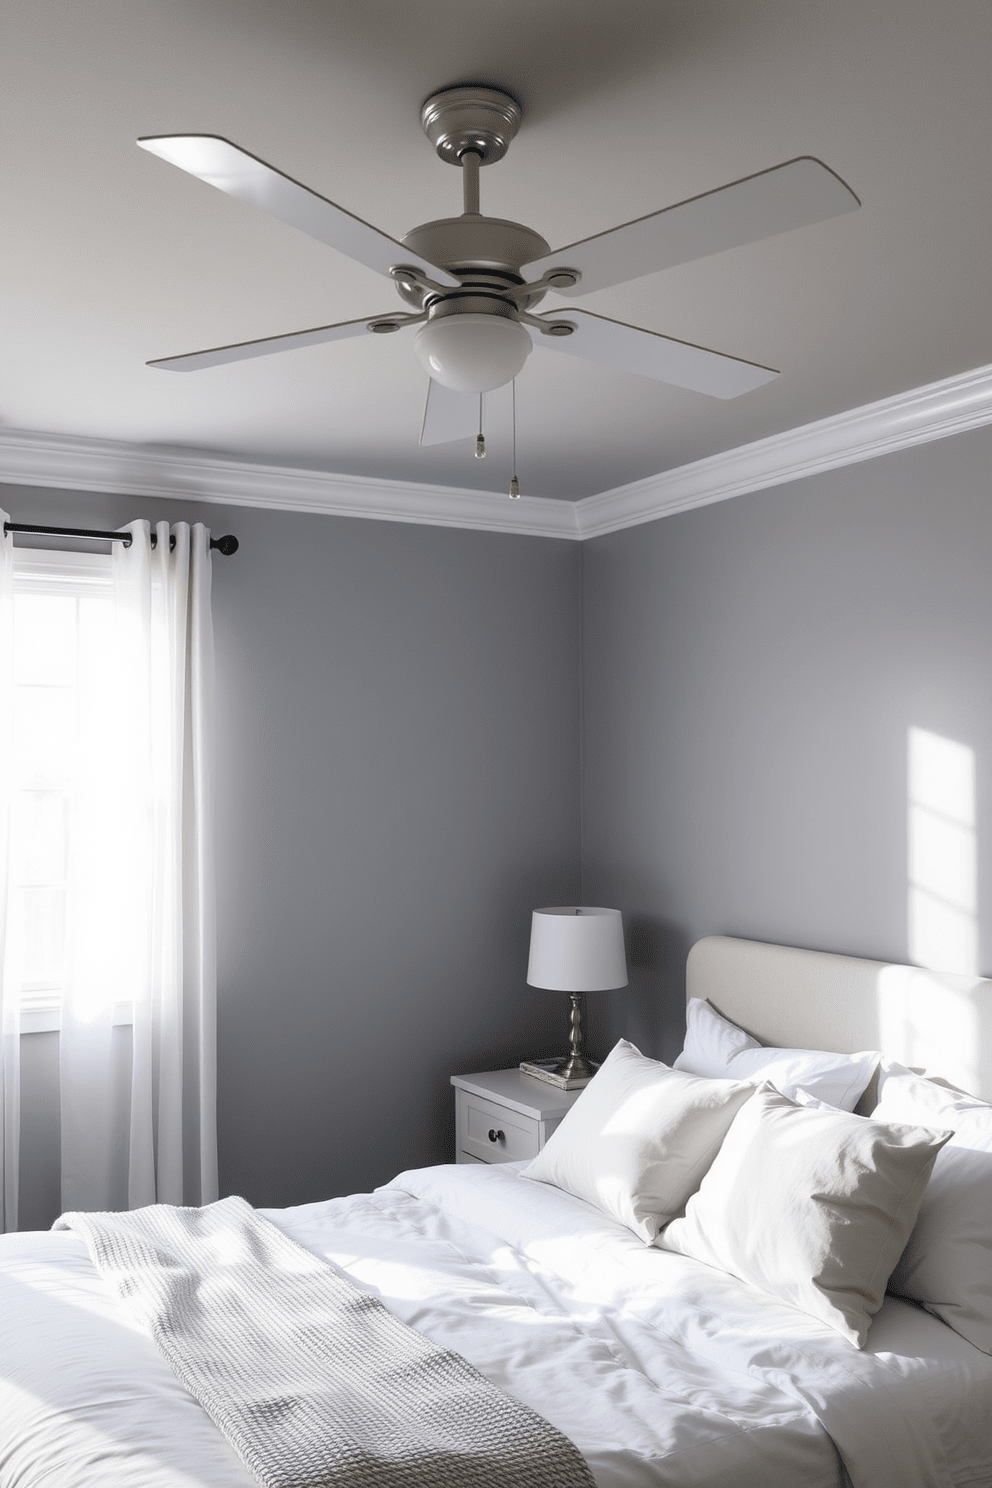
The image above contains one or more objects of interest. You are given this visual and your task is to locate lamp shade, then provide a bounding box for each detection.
[526,907,627,992]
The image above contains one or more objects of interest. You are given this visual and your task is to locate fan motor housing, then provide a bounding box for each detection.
[401,216,550,280]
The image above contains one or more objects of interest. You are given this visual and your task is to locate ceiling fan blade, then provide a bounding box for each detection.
[137,135,459,286]
[419,381,480,446]
[524,157,859,296]
[533,308,777,399]
[147,315,383,371]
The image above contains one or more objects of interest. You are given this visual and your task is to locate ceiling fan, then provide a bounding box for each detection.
[138,85,859,453]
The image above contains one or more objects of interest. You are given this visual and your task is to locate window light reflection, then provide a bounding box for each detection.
[876,964,981,1095]
[907,727,978,977]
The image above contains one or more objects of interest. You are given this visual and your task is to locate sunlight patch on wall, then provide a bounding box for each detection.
[876,963,980,1093]
[907,727,977,977]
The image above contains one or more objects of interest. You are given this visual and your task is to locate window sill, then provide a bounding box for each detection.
[21,1002,134,1034]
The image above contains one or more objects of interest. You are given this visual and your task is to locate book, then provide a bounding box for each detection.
[519,1057,599,1090]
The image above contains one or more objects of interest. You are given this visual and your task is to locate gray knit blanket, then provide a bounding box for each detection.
[55,1196,595,1488]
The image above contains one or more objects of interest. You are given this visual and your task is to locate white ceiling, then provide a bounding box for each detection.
[4,0,992,503]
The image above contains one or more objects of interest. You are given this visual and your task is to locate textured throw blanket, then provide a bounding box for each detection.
[55,1195,595,1488]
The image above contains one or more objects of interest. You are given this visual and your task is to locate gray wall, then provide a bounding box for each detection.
[14,415,992,1224]
[581,424,992,1063]
[5,484,581,1226]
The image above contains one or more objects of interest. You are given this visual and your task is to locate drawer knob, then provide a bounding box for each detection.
[488,1128,505,1143]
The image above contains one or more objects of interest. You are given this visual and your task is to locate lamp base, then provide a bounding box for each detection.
[557,989,599,1085]
[551,1052,598,1082]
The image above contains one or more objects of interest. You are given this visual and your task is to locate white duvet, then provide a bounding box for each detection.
[1,1160,990,1488]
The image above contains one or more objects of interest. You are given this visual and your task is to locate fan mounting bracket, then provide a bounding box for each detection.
[517,309,577,337]
[420,86,522,167]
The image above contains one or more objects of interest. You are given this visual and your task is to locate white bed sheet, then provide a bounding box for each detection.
[380,1162,992,1488]
[1,1162,989,1488]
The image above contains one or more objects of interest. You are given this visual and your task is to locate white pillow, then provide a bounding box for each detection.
[659,1085,951,1347]
[674,997,878,1110]
[873,1063,992,1353]
[520,1039,755,1242]
[791,1088,839,1112]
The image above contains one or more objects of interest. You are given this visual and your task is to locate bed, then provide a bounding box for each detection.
[1,935,991,1488]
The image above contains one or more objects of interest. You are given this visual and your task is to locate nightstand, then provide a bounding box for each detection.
[451,1069,585,1165]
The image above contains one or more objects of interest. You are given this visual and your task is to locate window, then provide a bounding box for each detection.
[1,518,219,1219]
[9,547,128,1032]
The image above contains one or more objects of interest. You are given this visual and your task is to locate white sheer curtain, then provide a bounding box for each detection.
[0,521,18,1230]
[61,519,218,1211]
[122,519,217,1208]
[0,513,218,1226]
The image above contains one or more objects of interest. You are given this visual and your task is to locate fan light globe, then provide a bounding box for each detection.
[415,314,531,393]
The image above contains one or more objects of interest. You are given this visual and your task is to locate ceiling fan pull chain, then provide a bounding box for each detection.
[475,394,486,458]
[509,380,521,498]
[460,148,482,216]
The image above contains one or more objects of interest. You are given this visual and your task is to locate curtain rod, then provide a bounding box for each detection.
[3,522,239,555]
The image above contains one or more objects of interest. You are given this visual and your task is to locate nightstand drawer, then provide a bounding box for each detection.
[458,1090,540,1164]
[452,1070,582,1166]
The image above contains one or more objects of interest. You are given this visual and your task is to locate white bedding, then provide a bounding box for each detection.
[1,1161,990,1488]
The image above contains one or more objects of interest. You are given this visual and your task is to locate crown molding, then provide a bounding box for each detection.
[0,428,579,541]
[4,358,992,544]
[576,360,992,537]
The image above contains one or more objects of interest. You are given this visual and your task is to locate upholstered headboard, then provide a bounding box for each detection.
[687,935,992,1102]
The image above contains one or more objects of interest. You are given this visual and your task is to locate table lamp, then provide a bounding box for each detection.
[526,907,627,1082]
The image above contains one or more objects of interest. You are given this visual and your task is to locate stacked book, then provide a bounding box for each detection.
[519,1057,599,1091]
